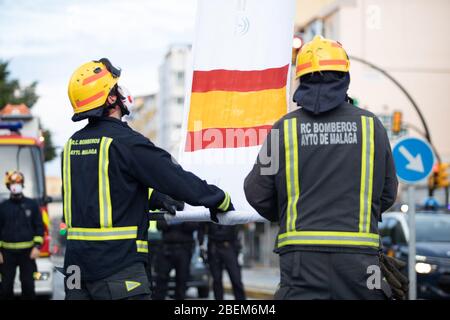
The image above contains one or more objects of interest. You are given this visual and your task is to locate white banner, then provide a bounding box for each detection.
[179,0,295,218]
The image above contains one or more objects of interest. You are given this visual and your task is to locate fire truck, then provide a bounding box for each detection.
[0,104,54,298]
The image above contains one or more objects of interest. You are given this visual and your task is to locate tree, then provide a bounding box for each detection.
[42,129,56,162]
[0,60,56,162]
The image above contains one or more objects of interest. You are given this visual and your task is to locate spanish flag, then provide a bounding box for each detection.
[185,64,289,151]
[179,0,295,212]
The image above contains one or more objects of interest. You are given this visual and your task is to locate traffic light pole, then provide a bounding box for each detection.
[349,56,433,148]
[350,56,449,209]
[408,185,417,300]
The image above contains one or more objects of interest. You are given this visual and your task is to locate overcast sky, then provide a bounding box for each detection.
[0,0,197,176]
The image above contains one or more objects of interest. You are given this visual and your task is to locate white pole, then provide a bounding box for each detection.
[408,185,417,300]
[150,209,269,225]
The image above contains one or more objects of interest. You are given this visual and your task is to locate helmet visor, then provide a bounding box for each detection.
[95,58,121,78]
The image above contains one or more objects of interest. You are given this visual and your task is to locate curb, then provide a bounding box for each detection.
[223,284,274,300]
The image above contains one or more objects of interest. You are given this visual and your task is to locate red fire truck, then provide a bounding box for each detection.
[0,104,54,298]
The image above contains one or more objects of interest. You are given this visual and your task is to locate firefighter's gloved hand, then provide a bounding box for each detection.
[380,253,409,300]
[154,193,184,216]
[209,192,234,223]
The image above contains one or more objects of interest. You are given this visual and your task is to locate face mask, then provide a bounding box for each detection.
[117,85,135,116]
[10,183,23,195]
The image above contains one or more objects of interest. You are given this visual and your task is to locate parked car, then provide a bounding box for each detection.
[379,212,450,299]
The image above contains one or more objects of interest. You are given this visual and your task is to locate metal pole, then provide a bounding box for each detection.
[349,55,433,147]
[263,221,271,267]
[408,185,417,300]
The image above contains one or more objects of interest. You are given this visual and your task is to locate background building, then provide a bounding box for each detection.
[293,0,450,206]
[157,44,192,156]
[127,93,159,142]
[294,0,450,161]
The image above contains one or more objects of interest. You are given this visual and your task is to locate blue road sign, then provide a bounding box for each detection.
[393,137,435,184]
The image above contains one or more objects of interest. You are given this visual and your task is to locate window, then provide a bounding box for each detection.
[379,218,406,245]
[175,71,184,85]
[0,145,44,202]
[416,215,450,242]
[176,97,184,105]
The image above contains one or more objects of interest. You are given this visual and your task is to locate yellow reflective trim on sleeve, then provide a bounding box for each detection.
[63,139,73,228]
[2,241,35,249]
[33,236,44,244]
[99,137,113,228]
[218,192,230,211]
[136,240,149,253]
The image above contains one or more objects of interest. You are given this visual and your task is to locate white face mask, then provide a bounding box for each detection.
[117,85,135,115]
[10,183,23,195]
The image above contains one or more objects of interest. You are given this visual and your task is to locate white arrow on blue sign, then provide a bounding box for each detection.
[392,137,435,184]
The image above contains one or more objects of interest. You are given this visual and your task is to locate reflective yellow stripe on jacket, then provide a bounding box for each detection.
[63,139,73,227]
[1,241,35,249]
[33,236,44,244]
[64,136,143,243]
[136,240,149,253]
[284,118,300,232]
[277,231,379,248]
[359,116,375,233]
[277,116,378,249]
[99,137,113,228]
[67,226,138,241]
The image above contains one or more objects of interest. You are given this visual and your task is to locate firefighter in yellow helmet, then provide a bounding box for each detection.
[63,59,233,300]
[244,36,408,299]
[0,171,44,300]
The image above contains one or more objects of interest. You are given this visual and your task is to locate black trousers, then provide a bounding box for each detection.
[208,241,246,300]
[146,241,162,292]
[65,262,151,300]
[275,250,389,300]
[152,243,193,300]
[1,249,35,300]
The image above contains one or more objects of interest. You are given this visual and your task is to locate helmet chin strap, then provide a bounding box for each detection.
[105,86,130,116]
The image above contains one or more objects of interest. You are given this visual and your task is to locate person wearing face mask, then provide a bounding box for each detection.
[0,171,44,300]
[62,58,234,300]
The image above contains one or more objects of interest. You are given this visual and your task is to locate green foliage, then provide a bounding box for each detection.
[42,129,56,162]
[0,60,56,162]
[0,61,39,109]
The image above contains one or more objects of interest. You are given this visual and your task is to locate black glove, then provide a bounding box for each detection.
[153,192,184,215]
[209,192,234,223]
[379,253,409,300]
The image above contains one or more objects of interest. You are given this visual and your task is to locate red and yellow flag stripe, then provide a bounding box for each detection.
[185,64,288,152]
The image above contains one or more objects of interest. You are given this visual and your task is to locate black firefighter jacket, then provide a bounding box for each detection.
[244,72,398,255]
[0,196,44,250]
[62,117,227,281]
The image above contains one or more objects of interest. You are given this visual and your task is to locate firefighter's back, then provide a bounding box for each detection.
[63,117,149,281]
